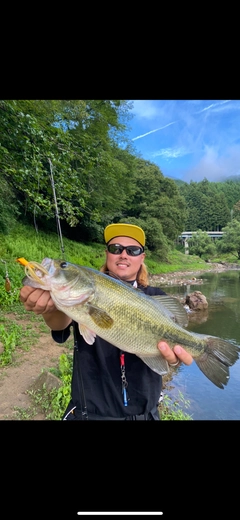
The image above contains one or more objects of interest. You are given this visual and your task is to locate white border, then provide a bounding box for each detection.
[77,513,163,516]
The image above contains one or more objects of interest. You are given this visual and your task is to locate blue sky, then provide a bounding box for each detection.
[125,100,240,183]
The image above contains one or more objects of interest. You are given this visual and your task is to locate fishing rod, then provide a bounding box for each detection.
[48,158,65,260]
[47,158,88,421]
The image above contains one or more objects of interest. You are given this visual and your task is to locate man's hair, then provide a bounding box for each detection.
[100,262,149,287]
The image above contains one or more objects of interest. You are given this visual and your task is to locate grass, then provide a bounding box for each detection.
[0,314,42,366]
[24,353,73,420]
[158,391,193,420]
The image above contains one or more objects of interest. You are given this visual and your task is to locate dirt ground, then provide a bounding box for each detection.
[0,316,70,420]
[0,262,235,421]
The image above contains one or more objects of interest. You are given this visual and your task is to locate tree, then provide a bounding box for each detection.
[216,219,240,259]
[0,100,134,235]
[187,230,217,258]
[0,175,20,233]
[232,200,240,222]
[179,179,230,231]
[125,158,188,244]
[216,179,240,213]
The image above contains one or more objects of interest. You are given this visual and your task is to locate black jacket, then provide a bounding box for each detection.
[52,284,167,420]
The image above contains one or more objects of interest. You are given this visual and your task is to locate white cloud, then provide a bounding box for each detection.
[182,144,240,182]
[131,100,161,119]
[152,147,192,160]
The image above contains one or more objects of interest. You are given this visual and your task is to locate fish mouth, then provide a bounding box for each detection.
[24,260,50,285]
[24,258,82,292]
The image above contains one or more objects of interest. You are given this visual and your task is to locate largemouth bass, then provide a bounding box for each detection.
[22,258,240,389]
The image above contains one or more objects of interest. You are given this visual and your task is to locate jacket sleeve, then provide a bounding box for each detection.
[143,286,167,296]
[51,322,73,344]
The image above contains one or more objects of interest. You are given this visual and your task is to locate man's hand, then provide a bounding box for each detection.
[19,286,56,314]
[157,341,193,367]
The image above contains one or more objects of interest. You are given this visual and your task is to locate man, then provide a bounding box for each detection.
[20,223,193,420]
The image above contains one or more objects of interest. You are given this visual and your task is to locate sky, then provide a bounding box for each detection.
[125,100,240,183]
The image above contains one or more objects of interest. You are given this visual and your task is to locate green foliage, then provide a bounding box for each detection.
[233,200,240,221]
[179,178,230,231]
[216,179,240,212]
[28,353,73,420]
[124,158,188,244]
[0,176,20,233]
[0,322,23,366]
[143,218,171,259]
[0,310,42,367]
[11,405,38,420]
[158,391,193,420]
[0,283,20,308]
[146,249,209,274]
[216,219,240,259]
[187,230,217,258]
[0,100,134,230]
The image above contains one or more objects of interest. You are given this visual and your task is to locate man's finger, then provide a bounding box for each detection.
[158,341,179,365]
[158,341,193,366]
[173,345,193,366]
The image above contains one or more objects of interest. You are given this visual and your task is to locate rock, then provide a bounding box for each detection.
[29,371,62,393]
[185,291,208,311]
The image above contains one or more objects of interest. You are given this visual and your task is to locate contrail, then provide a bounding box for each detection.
[132,121,177,141]
[196,100,231,114]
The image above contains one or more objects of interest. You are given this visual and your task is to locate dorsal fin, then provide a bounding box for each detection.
[152,294,189,328]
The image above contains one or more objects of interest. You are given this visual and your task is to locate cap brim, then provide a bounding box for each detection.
[104,223,145,247]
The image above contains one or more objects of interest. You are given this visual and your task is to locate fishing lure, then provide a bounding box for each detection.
[5,277,11,292]
[16,257,31,267]
[1,259,11,292]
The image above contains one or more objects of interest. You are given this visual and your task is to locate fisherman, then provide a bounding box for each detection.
[19,223,193,420]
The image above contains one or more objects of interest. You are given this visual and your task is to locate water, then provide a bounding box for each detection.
[162,269,240,420]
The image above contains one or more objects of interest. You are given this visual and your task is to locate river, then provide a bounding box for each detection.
[161,269,240,420]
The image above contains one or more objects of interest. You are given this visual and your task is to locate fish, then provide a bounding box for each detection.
[22,258,240,389]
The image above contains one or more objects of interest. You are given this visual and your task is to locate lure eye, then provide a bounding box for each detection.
[60,262,68,268]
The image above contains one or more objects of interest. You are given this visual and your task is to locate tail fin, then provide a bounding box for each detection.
[195,337,240,389]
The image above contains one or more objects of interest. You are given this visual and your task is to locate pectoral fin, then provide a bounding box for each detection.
[78,324,97,345]
[78,305,114,344]
[87,304,114,329]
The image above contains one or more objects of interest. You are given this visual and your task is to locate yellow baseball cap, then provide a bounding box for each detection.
[104,223,145,247]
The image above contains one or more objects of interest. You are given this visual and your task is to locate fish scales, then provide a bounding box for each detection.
[81,270,204,355]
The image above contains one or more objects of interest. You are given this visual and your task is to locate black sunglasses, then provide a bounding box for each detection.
[107,243,144,256]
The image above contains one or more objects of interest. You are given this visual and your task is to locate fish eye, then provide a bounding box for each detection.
[60,262,68,268]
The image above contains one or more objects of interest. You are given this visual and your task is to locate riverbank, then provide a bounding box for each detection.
[154,262,240,401]
[149,261,240,287]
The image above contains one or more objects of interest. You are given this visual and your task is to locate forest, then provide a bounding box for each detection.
[2,99,240,261]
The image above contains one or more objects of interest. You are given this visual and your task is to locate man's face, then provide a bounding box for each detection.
[106,236,145,281]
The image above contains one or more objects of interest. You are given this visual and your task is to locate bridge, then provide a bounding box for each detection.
[180,231,224,239]
[179,231,224,254]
